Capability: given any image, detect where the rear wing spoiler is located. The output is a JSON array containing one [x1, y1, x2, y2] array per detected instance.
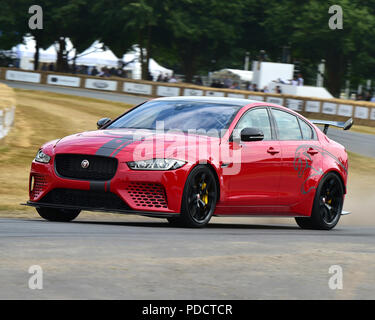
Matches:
[[311, 118, 354, 134]]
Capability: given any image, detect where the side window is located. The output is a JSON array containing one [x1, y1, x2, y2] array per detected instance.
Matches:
[[299, 118, 315, 140], [272, 109, 302, 140], [233, 108, 272, 140]]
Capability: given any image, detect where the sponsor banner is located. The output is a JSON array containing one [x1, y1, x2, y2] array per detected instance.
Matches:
[[86, 78, 117, 91], [6, 70, 41, 83], [305, 101, 320, 113], [184, 88, 203, 96], [266, 97, 283, 105], [227, 93, 245, 99], [338, 104, 353, 117], [322, 102, 337, 115], [47, 75, 80, 87], [286, 99, 303, 111], [156, 86, 180, 97], [124, 82, 152, 95], [248, 95, 264, 101], [205, 91, 225, 97], [354, 106, 369, 119], [371, 108, 375, 120]]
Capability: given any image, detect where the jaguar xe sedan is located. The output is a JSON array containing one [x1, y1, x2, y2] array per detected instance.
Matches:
[[26, 96, 352, 229]]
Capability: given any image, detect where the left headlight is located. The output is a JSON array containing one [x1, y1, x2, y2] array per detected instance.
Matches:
[[127, 159, 186, 170], [34, 149, 51, 164]]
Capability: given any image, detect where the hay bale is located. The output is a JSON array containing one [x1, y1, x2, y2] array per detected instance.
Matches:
[[0, 83, 16, 109]]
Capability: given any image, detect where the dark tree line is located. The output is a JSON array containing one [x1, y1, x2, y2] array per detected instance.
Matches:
[[1, 0, 375, 96]]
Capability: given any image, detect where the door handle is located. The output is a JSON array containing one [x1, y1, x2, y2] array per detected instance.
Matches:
[[267, 147, 280, 155], [307, 148, 319, 155]]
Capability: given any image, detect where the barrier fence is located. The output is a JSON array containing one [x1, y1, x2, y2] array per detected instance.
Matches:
[[0, 82, 16, 140], [1, 67, 375, 127]]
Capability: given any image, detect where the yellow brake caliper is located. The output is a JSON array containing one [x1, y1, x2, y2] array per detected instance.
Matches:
[[201, 182, 208, 205]]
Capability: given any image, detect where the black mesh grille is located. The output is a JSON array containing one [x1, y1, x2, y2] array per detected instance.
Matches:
[[55, 154, 117, 181], [41, 189, 130, 210]]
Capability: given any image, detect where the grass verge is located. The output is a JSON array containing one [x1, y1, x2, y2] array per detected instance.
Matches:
[[0, 88, 131, 216]]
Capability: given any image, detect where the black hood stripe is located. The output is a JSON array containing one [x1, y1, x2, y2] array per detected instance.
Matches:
[[95, 138, 133, 157], [90, 135, 145, 192]]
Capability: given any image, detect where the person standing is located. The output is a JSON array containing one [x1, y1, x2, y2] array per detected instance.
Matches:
[[297, 73, 304, 86]]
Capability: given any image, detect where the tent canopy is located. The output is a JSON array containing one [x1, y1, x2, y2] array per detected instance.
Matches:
[[212, 68, 253, 82], [123, 45, 173, 80], [12, 36, 75, 63], [75, 40, 119, 67]]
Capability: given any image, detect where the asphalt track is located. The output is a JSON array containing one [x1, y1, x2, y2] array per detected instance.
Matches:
[[2, 79, 375, 158], [0, 217, 374, 299]]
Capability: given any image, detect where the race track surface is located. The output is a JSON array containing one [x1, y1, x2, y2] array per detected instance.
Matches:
[[2, 80, 375, 158], [0, 217, 374, 299], [327, 129, 375, 158]]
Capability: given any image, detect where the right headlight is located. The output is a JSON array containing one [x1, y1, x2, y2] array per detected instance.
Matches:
[[127, 158, 186, 170], [34, 149, 51, 164]]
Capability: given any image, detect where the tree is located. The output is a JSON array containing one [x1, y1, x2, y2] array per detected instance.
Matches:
[[160, 0, 245, 82], [263, 0, 375, 96]]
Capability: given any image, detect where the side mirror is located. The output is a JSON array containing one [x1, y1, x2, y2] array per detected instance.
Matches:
[[97, 117, 111, 129], [240, 127, 264, 142], [343, 118, 353, 131]]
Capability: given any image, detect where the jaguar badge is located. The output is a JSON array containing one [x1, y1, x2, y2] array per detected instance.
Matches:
[[81, 159, 90, 169]]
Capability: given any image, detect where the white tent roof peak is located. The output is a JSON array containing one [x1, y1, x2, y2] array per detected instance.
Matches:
[[122, 44, 173, 80], [75, 40, 119, 67], [212, 68, 253, 82]]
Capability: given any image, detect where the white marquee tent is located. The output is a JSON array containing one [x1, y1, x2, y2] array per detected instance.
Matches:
[[12, 36, 75, 69], [11, 38, 173, 79], [123, 45, 173, 80], [211, 68, 253, 82], [75, 41, 119, 67]]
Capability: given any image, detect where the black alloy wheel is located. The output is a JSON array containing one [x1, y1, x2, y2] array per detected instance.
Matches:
[[295, 172, 344, 230], [168, 165, 218, 228]]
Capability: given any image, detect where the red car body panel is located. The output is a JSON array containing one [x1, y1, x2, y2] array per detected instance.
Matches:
[[28, 98, 348, 218]]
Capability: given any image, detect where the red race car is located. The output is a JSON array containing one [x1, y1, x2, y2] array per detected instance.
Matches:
[[26, 97, 353, 229]]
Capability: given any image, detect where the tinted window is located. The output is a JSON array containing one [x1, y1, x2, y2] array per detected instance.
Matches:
[[272, 109, 302, 140], [299, 118, 314, 140], [234, 108, 272, 140], [107, 101, 241, 134]]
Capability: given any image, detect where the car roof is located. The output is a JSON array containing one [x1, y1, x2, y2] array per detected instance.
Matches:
[[153, 96, 259, 107]]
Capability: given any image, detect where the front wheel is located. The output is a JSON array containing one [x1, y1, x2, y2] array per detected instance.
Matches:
[[170, 165, 218, 228], [36, 207, 81, 222], [295, 172, 344, 230]]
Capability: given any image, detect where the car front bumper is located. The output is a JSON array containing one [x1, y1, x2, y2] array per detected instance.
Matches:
[[28, 157, 192, 215]]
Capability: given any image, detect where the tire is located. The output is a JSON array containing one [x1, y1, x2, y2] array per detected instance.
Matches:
[[171, 165, 218, 228], [295, 172, 344, 230], [36, 207, 81, 222]]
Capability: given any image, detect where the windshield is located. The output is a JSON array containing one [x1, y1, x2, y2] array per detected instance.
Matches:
[[107, 100, 241, 134]]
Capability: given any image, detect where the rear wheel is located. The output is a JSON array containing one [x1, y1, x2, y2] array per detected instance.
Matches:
[[36, 207, 81, 222], [169, 165, 218, 228], [295, 172, 344, 230]]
